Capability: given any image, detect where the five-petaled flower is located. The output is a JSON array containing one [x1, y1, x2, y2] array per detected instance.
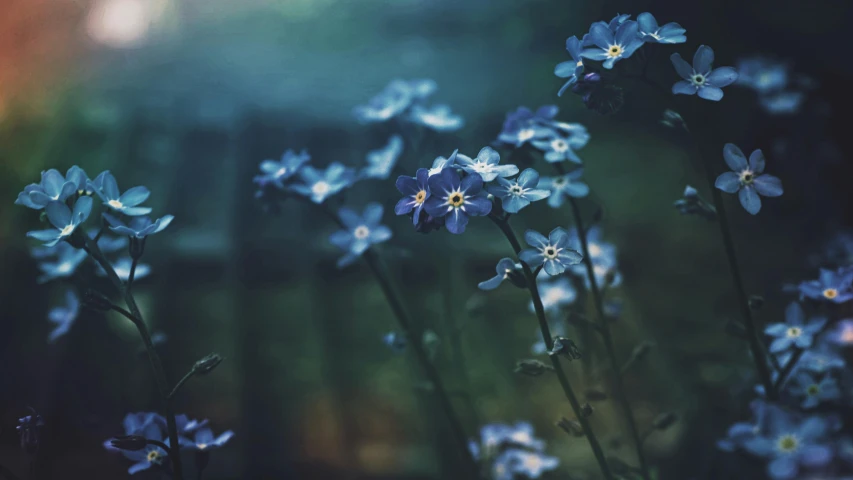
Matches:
[[408, 104, 464, 132], [423, 167, 492, 234], [104, 214, 175, 238], [15, 169, 78, 210], [555, 36, 585, 97], [539, 169, 590, 208], [290, 163, 356, 204], [519, 227, 583, 275], [788, 372, 841, 409], [32, 242, 88, 283], [764, 302, 827, 353], [48, 289, 80, 343], [478, 257, 524, 291], [90, 172, 153, 216], [184, 427, 234, 452], [362, 135, 403, 180], [671, 45, 738, 101], [352, 79, 436, 123], [581, 20, 644, 69], [637, 12, 686, 44], [329, 203, 393, 268], [496, 106, 558, 147], [395, 168, 431, 224], [254, 149, 310, 188], [27, 197, 93, 247], [456, 147, 519, 182], [531, 135, 586, 164], [486, 168, 551, 214], [714, 144, 783, 215], [798, 268, 853, 303]]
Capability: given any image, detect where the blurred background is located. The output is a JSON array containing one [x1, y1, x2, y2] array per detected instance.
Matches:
[[1, 0, 852, 478]]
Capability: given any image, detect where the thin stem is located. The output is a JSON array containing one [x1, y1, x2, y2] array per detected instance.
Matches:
[[362, 248, 480, 479], [169, 368, 198, 400], [128, 257, 140, 289], [81, 235, 185, 480], [686, 133, 777, 400], [489, 216, 614, 480], [566, 197, 651, 480]]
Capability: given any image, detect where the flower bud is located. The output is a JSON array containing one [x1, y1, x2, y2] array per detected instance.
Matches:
[[193, 354, 223, 375], [514, 359, 553, 377], [548, 337, 582, 360], [109, 435, 148, 451], [129, 237, 146, 260], [580, 403, 594, 417]]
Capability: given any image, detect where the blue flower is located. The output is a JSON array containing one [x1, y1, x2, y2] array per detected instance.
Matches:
[[519, 227, 583, 275], [353, 79, 436, 123], [89, 172, 152, 216], [428, 151, 457, 176], [637, 12, 686, 44], [97, 258, 151, 282], [329, 203, 392, 268], [290, 163, 356, 204], [714, 144, 783, 215], [47, 290, 80, 343], [743, 405, 833, 480], [503, 422, 546, 450], [506, 449, 559, 478], [478, 258, 522, 291], [764, 302, 826, 353], [798, 340, 846, 373], [717, 399, 766, 452], [798, 268, 853, 303], [15, 169, 77, 210], [496, 106, 559, 147], [186, 427, 233, 452], [65, 166, 91, 194], [555, 36, 585, 96], [362, 135, 403, 180], [33, 242, 88, 284], [530, 277, 577, 314], [456, 147, 518, 182], [395, 168, 430, 224], [531, 134, 587, 164], [91, 229, 129, 253], [103, 213, 174, 238], [254, 149, 310, 188], [735, 57, 790, 94], [567, 226, 622, 288], [828, 319, 853, 347], [104, 412, 166, 453], [27, 197, 93, 247], [408, 104, 464, 132], [788, 372, 841, 409], [759, 92, 805, 115], [383, 332, 407, 353], [670, 45, 738, 101], [486, 168, 550, 214], [175, 414, 209, 437], [123, 444, 169, 475], [423, 167, 492, 234], [539, 169, 590, 208], [581, 20, 644, 69]]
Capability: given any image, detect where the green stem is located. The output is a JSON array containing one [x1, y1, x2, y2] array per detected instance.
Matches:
[[566, 197, 651, 480], [490, 216, 614, 480], [81, 235, 185, 480], [362, 248, 480, 479], [169, 367, 198, 400]]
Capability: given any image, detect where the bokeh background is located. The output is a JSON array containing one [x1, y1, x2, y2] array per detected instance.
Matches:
[[2, 0, 852, 478]]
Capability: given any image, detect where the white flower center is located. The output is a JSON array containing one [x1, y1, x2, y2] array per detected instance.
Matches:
[[197, 443, 208, 450], [353, 225, 370, 240], [523, 454, 543, 471], [775, 434, 800, 454], [786, 327, 802, 338], [588, 243, 602, 257], [542, 245, 559, 260], [509, 185, 524, 196], [649, 31, 662, 40], [311, 181, 331, 196], [511, 431, 531, 444], [472, 163, 495, 173], [518, 128, 536, 142], [551, 139, 568, 152], [275, 167, 287, 177], [57, 262, 73, 274], [60, 224, 75, 236], [108, 199, 124, 209], [691, 73, 706, 86], [739, 169, 755, 185]]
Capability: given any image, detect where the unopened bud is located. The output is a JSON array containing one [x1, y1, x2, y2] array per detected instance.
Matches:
[[83, 290, 114, 312], [514, 359, 553, 377], [109, 435, 147, 451], [556, 417, 584, 437], [548, 337, 582, 360], [193, 354, 223, 375], [580, 403, 594, 417], [652, 412, 678, 430]]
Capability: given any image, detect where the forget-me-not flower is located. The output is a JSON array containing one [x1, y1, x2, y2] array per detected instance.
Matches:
[[184, 427, 234, 452], [486, 168, 550, 214], [671, 45, 738, 101], [424, 167, 492, 234], [519, 227, 583, 275], [637, 12, 686, 44], [47, 290, 80, 343], [104, 214, 174, 238], [329, 203, 392, 268], [799, 268, 853, 303], [764, 302, 826, 353], [788, 372, 841, 409], [456, 147, 518, 182], [33, 242, 88, 284], [717, 399, 766, 452], [714, 144, 783, 215], [97, 258, 152, 282], [798, 340, 846, 373], [362, 135, 403, 180], [539, 170, 590, 208], [581, 20, 644, 69], [65, 166, 91, 195], [254, 149, 310, 188], [506, 449, 560, 478], [478, 258, 523, 291], [828, 319, 853, 346], [90, 172, 152, 216], [15, 169, 77, 210], [530, 277, 577, 314], [27, 197, 93, 247], [408, 104, 464, 132], [496, 106, 559, 147], [531, 134, 586, 164], [428, 151, 457, 177], [123, 444, 169, 475], [290, 163, 356, 204], [735, 57, 790, 95], [395, 168, 431, 224], [567, 226, 622, 288], [555, 36, 585, 96], [353, 79, 436, 123], [743, 405, 833, 480]]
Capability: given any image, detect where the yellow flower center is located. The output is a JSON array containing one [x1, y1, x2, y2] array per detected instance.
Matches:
[[518, 128, 536, 142], [523, 454, 543, 471], [108, 199, 124, 209], [588, 243, 602, 257], [608, 45, 623, 57], [311, 181, 330, 196], [786, 327, 802, 338], [60, 225, 75, 236], [806, 384, 819, 396], [147, 450, 162, 463], [823, 288, 838, 299], [776, 434, 799, 453], [414, 190, 426, 204], [353, 225, 370, 240], [197, 443, 208, 450], [449, 193, 464, 207]]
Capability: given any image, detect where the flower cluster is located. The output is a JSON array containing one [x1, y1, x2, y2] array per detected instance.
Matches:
[[734, 56, 812, 115], [468, 422, 559, 480], [103, 412, 233, 475], [352, 79, 464, 132], [253, 149, 357, 207], [495, 105, 590, 164]]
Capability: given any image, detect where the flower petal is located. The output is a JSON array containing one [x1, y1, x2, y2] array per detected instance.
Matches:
[[524, 230, 548, 248], [118, 186, 151, 207], [738, 185, 762, 214], [697, 85, 724, 101], [46, 201, 72, 228], [672, 80, 698, 96], [753, 175, 783, 197], [723, 143, 748, 171], [362, 203, 384, 226], [748, 149, 766, 173], [715, 172, 741, 193], [517, 168, 539, 188], [478, 274, 505, 291], [707, 67, 738, 87], [693, 45, 714, 74], [444, 209, 469, 234], [670, 53, 694, 80]]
